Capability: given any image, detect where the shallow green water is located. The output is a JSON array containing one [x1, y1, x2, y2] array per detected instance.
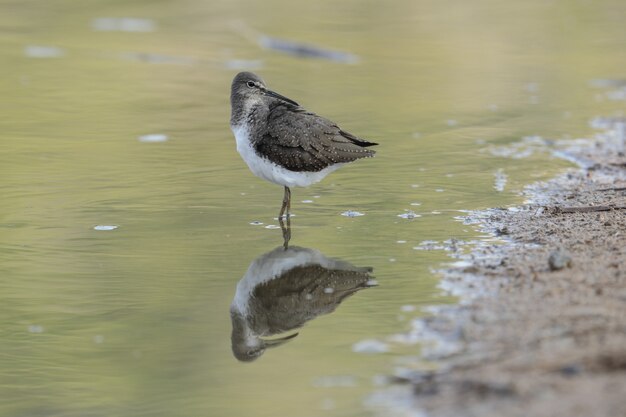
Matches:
[[1, 0, 625, 416]]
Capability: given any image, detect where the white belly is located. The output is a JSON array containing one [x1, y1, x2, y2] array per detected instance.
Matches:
[[231, 125, 343, 188]]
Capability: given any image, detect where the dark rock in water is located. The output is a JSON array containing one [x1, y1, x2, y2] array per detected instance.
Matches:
[[548, 249, 572, 271]]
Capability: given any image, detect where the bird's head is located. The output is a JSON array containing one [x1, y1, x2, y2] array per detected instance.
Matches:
[[230, 72, 299, 123]]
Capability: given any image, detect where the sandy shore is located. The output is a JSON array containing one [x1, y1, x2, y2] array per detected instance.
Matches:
[[383, 120, 626, 417]]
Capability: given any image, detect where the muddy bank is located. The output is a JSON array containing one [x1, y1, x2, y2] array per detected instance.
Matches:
[[381, 122, 626, 417]]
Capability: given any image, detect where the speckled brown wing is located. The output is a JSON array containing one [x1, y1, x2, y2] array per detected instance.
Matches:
[[253, 104, 378, 172]]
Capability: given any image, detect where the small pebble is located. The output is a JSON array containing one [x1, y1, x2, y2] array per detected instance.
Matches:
[[495, 226, 509, 236], [548, 250, 572, 271]]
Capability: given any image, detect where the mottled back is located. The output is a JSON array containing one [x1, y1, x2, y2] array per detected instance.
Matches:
[[252, 102, 377, 172]]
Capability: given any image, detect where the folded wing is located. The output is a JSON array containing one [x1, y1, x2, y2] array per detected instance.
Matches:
[[254, 104, 378, 172]]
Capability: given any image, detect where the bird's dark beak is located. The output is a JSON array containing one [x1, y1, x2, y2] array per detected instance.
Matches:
[[263, 332, 299, 348], [263, 89, 299, 106]]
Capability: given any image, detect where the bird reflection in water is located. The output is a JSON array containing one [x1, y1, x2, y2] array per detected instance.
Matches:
[[230, 245, 376, 362]]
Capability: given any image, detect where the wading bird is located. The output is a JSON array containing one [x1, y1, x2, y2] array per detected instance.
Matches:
[[229, 72, 378, 221]]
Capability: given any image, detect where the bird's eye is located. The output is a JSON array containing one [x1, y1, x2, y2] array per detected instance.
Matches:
[[246, 81, 255, 88]]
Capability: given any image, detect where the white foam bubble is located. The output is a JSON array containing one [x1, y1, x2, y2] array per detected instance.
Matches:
[[94, 225, 118, 231], [24, 45, 65, 58], [341, 210, 365, 217], [138, 133, 168, 143], [397, 211, 421, 219], [92, 17, 156, 32], [352, 339, 389, 354]]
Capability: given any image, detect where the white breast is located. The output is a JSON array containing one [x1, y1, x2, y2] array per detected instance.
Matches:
[[231, 124, 343, 188]]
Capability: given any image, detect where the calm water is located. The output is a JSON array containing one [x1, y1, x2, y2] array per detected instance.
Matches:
[[1, 0, 625, 416]]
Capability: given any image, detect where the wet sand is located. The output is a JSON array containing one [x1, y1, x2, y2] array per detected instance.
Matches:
[[397, 122, 626, 417]]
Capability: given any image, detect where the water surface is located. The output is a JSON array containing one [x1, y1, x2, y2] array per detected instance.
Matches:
[[1, 0, 625, 416]]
